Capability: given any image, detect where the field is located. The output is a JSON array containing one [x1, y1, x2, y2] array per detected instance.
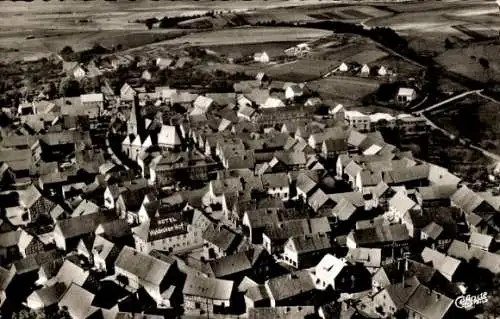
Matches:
[[152, 27, 332, 46], [428, 94, 500, 154], [435, 44, 500, 83], [307, 76, 381, 106]]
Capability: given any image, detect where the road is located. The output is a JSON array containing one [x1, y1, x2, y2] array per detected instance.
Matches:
[[414, 90, 483, 115]]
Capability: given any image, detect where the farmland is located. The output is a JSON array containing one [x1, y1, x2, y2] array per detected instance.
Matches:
[[307, 76, 381, 106], [150, 27, 333, 46]]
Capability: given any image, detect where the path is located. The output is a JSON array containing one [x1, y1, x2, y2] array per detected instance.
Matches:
[[414, 89, 483, 115]]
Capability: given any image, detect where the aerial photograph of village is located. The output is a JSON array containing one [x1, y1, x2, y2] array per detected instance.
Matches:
[[1, 0, 500, 318]]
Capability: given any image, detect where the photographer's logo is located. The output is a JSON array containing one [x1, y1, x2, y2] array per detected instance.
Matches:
[[455, 292, 489, 310]]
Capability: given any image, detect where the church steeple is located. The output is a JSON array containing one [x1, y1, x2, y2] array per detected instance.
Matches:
[[127, 99, 138, 136]]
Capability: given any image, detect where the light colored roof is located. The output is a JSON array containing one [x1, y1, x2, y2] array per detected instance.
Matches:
[[451, 186, 484, 214], [115, 246, 171, 285], [315, 254, 345, 278], [157, 125, 181, 146], [262, 97, 285, 108], [469, 232, 493, 249], [369, 113, 394, 122], [80, 93, 103, 103], [398, 88, 416, 96], [389, 191, 416, 214], [194, 95, 214, 111], [346, 247, 381, 268], [421, 222, 443, 240], [182, 274, 233, 300], [58, 284, 94, 319], [405, 284, 453, 319]]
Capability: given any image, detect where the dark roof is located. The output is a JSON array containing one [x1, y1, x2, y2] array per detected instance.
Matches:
[[56, 213, 113, 239], [351, 224, 410, 246], [265, 270, 315, 302], [209, 250, 252, 278], [202, 225, 240, 252]]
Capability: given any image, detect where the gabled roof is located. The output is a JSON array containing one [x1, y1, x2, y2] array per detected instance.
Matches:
[[308, 188, 332, 212], [50, 259, 88, 287], [202, 225, 240, 252], [182, 274, 233, 300], [405, 284, 453, 319], [265, 270, 315, 302], [115, 246, 171, 285], [28, 282, 67, 309], [346, 247, 381, 268], [389, 191, 417, 214], [209, 250, 252, 278], [287, 232, 331, 254], [157, 125, 181, 146], [262, 97, 285, 109], [421, 222, 443, 240], [384, 276, 420, 309], [56, 213, 112, 239], [58, 283, 95, 319], [451, 186, 484, 214]]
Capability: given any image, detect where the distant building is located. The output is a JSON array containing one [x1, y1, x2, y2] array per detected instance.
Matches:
[[397, 88, 417, 104], [253, 52, 270, 63]]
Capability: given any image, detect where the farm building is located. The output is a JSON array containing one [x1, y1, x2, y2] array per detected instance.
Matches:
[[360, 64, 370, 76], [338, 62, 349, 72], [254, 52, 270, 63], [378, 66, 388, 76], [397, 88, 417, 104]]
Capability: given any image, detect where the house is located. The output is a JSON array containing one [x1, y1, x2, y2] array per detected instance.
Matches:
[[421, 247, 461, 281], [346, 224, 411, 249], [5, 184, 56, 226], [53, 212, 112, 251], [80, 93, 104, 112], [192, 96, 214, 115], [115, 246, 174, 308], [248, 306, 315, 319], [330, 104, 345, 120], [295, 172, 319, 200], [149, 151, 217, 185], [447, 240, 500, 274], [285, 85, 303, 100], [468, 232, 493, 251], [132, 203, 203, 254], [346, 247, 382, 269], [372, 276, 420, 317], [416, 185, 456, 207], [202, 225, 241, 260], [262, 97, 285, 109], [262, 216, 331, 255], [360, 64, 370, 76], [261, 173, 290, 200], [63, 62, 86, 79], [254, 52, 270, 63], [378, 66, 388, 76], [58, 283, 95, 319], [27, 282, 67, 310], [141, 70, 152, 81], [237, 105, 256, 121], [283, 233, 332, 269], [397, 88, 417, 104], [344, 110, 371, 131], [322, 138, 348, 159], [120, 83, 137, 100], [265, 270, 316, 307], [156, 57, 173, 69], [0, 266, 14, 307], [338, 62, 349, 72], [387, 191, 420, 223], [313, 254, 346, 290], [91, 235, 120, 273], [182, 274, 233, 313], [157, 125, 181, 150], [0, 229, 41, 263], [244, 284, 270, 309], [405, 284, 454, 319]]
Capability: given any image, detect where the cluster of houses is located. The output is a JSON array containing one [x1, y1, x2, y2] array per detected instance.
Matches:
[[0, 54, 499, 319]]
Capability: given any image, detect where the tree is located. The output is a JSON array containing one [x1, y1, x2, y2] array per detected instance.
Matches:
[[60, 46, 74, 61], [444, 38, 453, 49], [479, 57, 490, 69], [59, 78, 80, 97]]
